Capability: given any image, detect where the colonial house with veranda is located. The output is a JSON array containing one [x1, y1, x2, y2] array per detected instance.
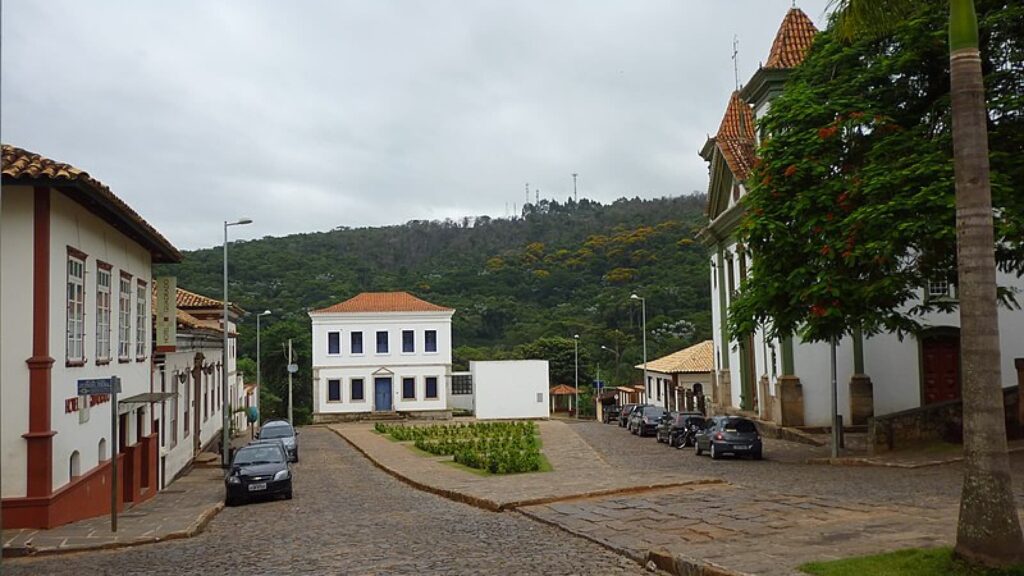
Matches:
[[1, 144, 182, 528], [636, 340, 713, 414], [698, 9, 1024, 443], [309, 292, 454, 421]]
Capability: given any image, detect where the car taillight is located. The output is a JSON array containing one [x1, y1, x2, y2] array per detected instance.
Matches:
[[715, 432, 723, 440]]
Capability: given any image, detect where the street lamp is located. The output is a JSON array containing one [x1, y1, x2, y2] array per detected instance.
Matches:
[[573, 334, 580, 419], [255, 309, 271, 438], [222, 217, 252, 467], [630, 294, 648, 405]]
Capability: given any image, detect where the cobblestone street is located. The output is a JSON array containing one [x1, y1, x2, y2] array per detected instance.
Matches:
[[3, 427, 649, 576]]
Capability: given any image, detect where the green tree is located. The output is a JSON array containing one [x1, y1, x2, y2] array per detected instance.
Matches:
[[733, 0, 1022, 565], [517, 337, 592, 387]]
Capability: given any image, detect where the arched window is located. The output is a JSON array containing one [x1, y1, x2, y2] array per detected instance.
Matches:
[[70, 450, 81, 479], [98, 438, 108, 461]]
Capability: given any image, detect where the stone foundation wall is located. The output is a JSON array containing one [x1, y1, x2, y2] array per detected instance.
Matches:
[[868, 386, 1020, 454]]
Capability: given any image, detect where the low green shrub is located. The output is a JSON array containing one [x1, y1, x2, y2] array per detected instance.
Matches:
[[378, 422, 541, 474]]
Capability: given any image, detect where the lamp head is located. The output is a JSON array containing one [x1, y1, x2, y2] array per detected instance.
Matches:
[[227, 218, 253, 226], [630, 293, 641, 300], [573, 334, 579, 339], [261, 309, 272, 316]]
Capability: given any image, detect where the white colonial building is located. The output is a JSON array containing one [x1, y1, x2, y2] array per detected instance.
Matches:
[[636, 340, 713, 414], [1, 144, 182, 528], [699, 9, 1024, 445], [309, 292, 454, 421]]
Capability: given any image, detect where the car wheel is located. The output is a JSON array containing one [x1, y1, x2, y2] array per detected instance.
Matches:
[[711, 443, 721, 460], [285, 490, 293, 500], [668, 436, 676, 448], [753, 449, 763, 460], [225, 495, 240, 507], [695, 441, 703, 456]]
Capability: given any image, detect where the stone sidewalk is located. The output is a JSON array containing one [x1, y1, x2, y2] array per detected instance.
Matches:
[[329, 420, 721, 511], [2, 465, 224, 557]]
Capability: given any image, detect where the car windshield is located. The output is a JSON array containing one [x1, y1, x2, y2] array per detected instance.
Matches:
[[234, 445, 284, 465], [724, 419, 757, 433], [683, 417, 707, 428], [643, 407, 664, 418], [261, 425, 294, 439]]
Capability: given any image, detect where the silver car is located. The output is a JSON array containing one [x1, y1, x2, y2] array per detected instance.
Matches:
[[258, 420, 299, 462]]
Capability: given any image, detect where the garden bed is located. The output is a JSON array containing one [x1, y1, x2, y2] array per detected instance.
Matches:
[[374, 422, 548, 475]]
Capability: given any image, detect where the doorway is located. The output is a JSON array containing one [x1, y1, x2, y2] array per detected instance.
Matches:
[[374, 377, 393, 412], [921, 331, 960, 405]]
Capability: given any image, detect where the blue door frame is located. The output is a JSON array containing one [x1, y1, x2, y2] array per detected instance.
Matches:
[[374, 377, 393, 411]]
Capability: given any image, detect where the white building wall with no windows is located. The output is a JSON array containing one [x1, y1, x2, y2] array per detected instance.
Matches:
[[471, 360, 550, 420]]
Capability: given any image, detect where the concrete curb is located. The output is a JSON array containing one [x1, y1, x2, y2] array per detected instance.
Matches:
[[1, 502, 224, 558], [330, 426, 724, 513]]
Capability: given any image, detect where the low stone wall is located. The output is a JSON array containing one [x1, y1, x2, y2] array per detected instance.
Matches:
[[868, 386, 1020, 454]]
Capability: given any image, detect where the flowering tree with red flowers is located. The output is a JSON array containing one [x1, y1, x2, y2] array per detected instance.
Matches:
[[728, 2, 1023, 345]]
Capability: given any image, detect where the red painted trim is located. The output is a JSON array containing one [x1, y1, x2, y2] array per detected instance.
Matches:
[[97, 259, 113, 271], [137, 278, 148, 287], [155, 345, 176, 353], [1, 454, 127, 529], [65, 359, 86, 368], [120, 270, 133, 280], [26, 186, 55, 498], [96, 358, 111, 366], [66, 245, 88, 260]]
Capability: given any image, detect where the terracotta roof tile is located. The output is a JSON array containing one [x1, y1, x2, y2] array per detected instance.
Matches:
[[714, 92, 757, 181], [311, 292, 453, 314], [636, 340, 714, 374], [549, 384, 579, 395], [764, 8, 818, 69], [2, 144, 182, 263]]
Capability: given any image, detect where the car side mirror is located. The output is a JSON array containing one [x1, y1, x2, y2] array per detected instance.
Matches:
[[254, 432, 260, 439], [295, 431, 300, 436]]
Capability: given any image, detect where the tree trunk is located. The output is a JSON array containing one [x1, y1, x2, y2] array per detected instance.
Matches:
[[950, 0, 1024, 566]]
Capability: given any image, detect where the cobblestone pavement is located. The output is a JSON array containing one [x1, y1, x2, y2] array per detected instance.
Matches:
[[4, 427, 651, 576], [520, 421, 1024, 575]]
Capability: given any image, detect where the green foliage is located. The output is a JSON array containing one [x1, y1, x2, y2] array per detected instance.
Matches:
[[375, 422, 542, 474], [236, 357, 256, 383], [158, 197, 713, 420], [730, 1, 1024, 343], [800, 546, 1024, 576]]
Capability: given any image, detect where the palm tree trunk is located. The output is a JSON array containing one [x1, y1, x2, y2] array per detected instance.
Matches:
[[949, 0, 1024, 565]]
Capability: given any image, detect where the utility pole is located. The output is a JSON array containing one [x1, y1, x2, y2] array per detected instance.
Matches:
[[287, 339, 294, 424], [572, 173, 578, 203]]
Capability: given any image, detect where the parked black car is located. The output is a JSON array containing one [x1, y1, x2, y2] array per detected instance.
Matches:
[[225, 442, 293, 506], [618, 404, 639, 427], [630, 405, 665, 437], [603, 404, 622, 424], [656, 412, 704, 447], [694, 416, 763, 460], [258, 419, 299, 462], [675, 414, 708, 448]]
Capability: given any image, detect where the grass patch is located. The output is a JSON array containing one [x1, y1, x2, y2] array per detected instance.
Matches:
[[800, 548, 1024, 576]]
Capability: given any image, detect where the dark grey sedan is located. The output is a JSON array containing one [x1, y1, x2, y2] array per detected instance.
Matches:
[[694, 416, 763, 460]]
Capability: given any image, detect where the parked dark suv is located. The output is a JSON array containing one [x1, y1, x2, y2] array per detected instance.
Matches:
[[694, 416, 762, 460], [603, 404, 622, 424]]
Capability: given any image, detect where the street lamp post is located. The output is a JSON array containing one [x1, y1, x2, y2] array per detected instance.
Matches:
[[573, 334, 580, 419], [256, 309, 271, 438], [630, 294, 648, 405], [222, 217, 252, 467]]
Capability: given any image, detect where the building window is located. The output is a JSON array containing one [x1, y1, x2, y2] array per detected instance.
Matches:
[[328, 379, 342, 402], [376, 331, 389, 354], [96, 264, 112, 362], [425, 377, 438, 399], [135, 281, 147, 359], [927, 279, 953, 299], [327, 331, 341, 355], [351, 378, 365, 401], [66, 253, 86, 364], [351, 331, 363, 354], [402, 377, 416, 400], [452, 374, 473, 395], [118, 273, 132, 360], [98, 438, 107, 462], [69, 450, 81, 480], [425, 330, 437, 353], [402, 330, 414, 353], [183, 373, 190, 437], [170, 375, 178, 448]]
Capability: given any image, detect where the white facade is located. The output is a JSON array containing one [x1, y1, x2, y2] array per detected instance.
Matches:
[[310, 296, 454, 420], [471, 360, 550, 420]]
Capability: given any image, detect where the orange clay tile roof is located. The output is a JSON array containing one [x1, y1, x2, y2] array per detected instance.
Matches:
[[714, 92, 757, 181], [636, 340, 714, 374], [549, 384, 579, 395], [176, 287, 222, 309], [311, 291, 454, 314], [2, 144, 182, 263], [764, 8, 818, 69]]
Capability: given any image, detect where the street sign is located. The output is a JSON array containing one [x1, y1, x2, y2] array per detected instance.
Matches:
[[593, 380, 605, 390], [77, 377, 121, 396], [287, 363, 298, 374]]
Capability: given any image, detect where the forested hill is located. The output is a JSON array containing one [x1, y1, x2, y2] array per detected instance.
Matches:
[[157, 195, 712, 420]]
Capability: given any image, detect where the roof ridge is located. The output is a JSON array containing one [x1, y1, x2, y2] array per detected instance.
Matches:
[[764, 7, 818, 70]]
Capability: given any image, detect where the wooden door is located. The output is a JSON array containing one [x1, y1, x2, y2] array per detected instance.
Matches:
[[374, 378, 393, 412], [922, 335, 960, 404]]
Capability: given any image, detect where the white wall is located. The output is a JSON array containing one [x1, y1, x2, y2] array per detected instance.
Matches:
[[471, 360, 550, 420], [1, 187, 34, 497], [315, 365, 448, 414], [793, 336, 856, 427]]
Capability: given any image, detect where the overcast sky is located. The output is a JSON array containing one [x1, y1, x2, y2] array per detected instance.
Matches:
[[2, 1, 831, 250]]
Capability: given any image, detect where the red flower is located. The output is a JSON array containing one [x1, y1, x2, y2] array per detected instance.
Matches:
[[820, 245, 832, 256], [842, 250, 853, 259], [825, 213, 834, 221], [818, 126, 838, 140], [784, 165, 798, 177], [837, 192, 849, 204], [811, 304, 828, 317], [849, 111, 864, 120], [813, 226, 823, 235]]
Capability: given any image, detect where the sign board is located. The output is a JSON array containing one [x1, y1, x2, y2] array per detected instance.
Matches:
[[287, 363, 299, 374], [593, 380, 606, 390], [155, 276, 177, 352], [77, 377, 121, 396]]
